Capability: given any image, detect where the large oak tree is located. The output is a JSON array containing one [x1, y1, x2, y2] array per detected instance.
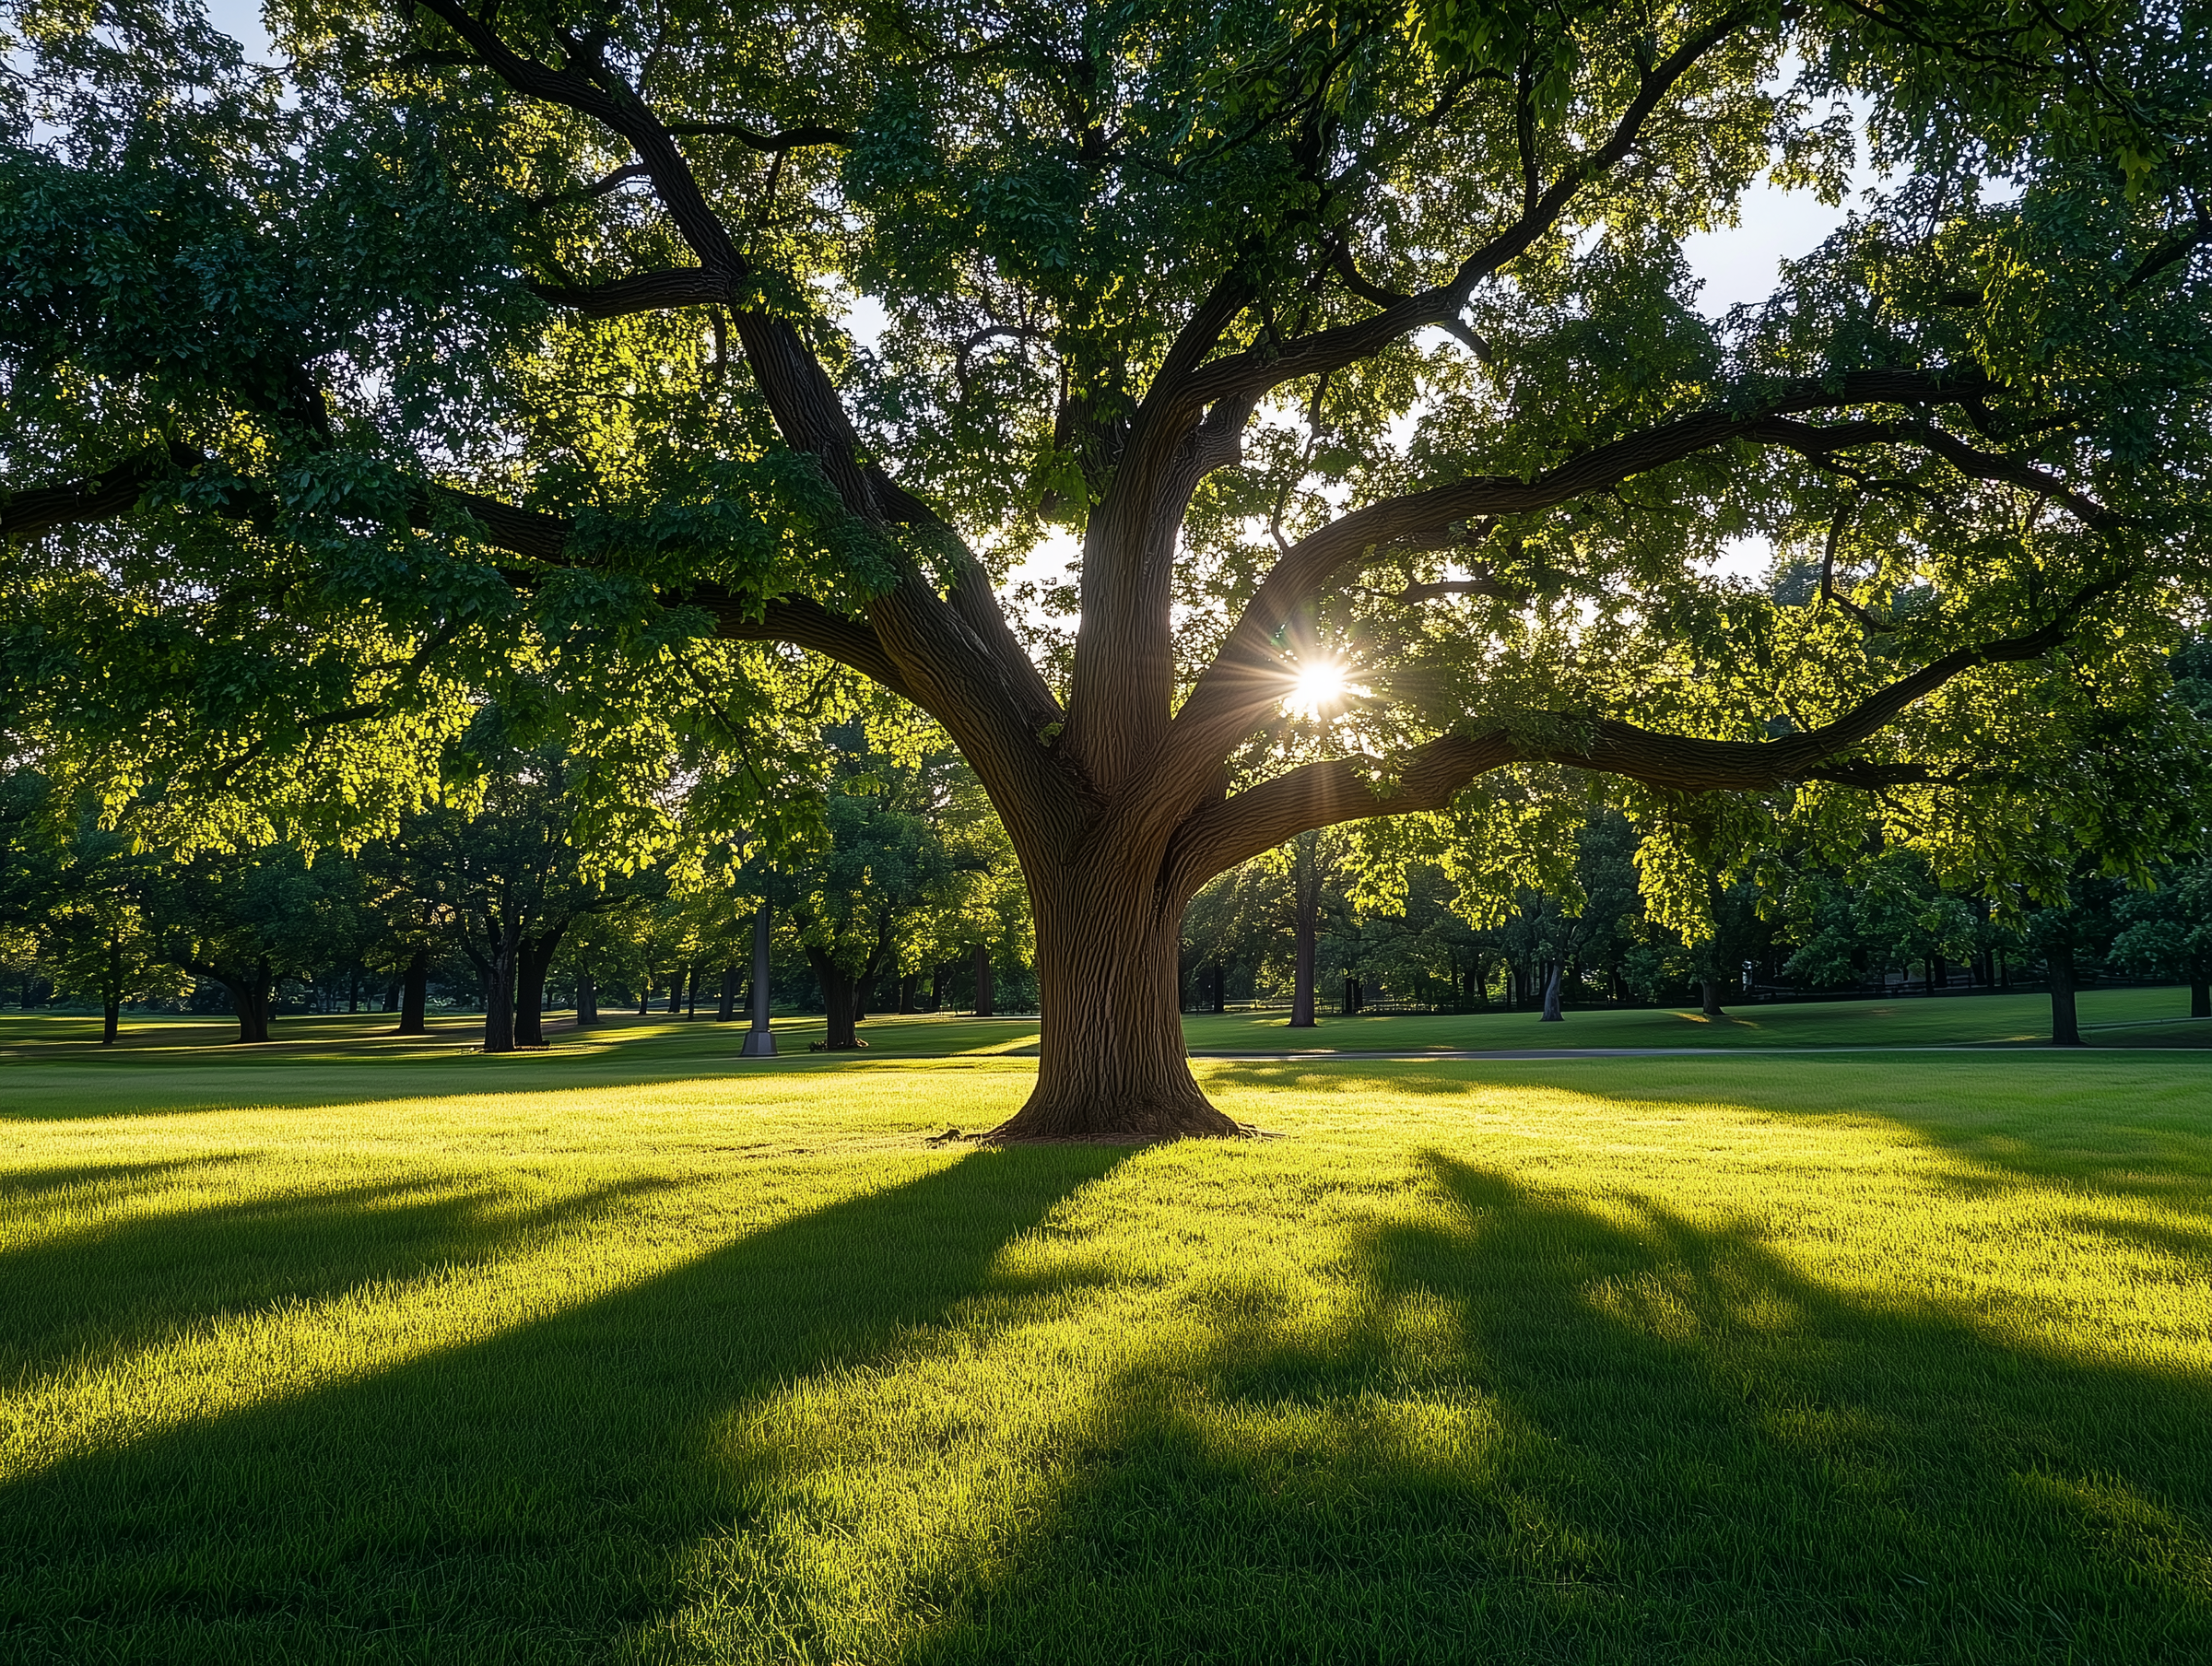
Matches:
[[1, 0, 2207, 1135]]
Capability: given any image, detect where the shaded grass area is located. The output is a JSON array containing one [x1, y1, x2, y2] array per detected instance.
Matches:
[[1181, 983, 2212, 1051], [4, 1040, 2210, 1661], [4, 985, 2205, 1098]]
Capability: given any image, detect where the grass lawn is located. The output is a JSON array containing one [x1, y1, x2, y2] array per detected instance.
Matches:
[[2, 981, 2207, 1079], [3, 1024, 2210, 1660]]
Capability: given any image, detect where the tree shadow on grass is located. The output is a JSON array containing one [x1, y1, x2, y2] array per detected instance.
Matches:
[[0, 1144, 1124, 1664], [1200, 1056, 2212, 1215], [2, 1164, 683, 1392], [0, 1027, 1040, 1122], [906, 1157, 2212, 1666]]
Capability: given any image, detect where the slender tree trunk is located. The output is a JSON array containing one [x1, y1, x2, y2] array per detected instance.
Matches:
[[1540, 962, 1564, 1022], [973, 943, 995, 1017], [718, 966, 737, 1019], [2049, 949, 2081, 1046], [666, 975, 681, 1015], [898, 971, 918, 1014], [382, 980, 399, 1014], [741, 899, 777, 1056], [102, 998, 119, 1044], [398, 950, 429, 1034], [347, 965, 359, 1013], [638, 978, 651, 1016], [1288, 832, 1322, 1028], [576, 967, 598, 1027], [986, 880, 1237, 1142], [1701, 977, 1724, 1017], [2192, 976, 2210, 1020], [928, 965, 944, 1011]]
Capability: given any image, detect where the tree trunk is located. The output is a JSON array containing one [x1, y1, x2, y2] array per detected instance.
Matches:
[[216, 963, 275, 1043], [2192, 976, 2210, 1019], [1540, 962, 1564, 1022], [666, 976, 681, 1015], [1288, 832, 1323, 1028], [102, 998, 119, 1045], [741, 899, 777, 1056], [928, 965, 944, 1011], [397, 950, 429, 1034], [972, 943, 995, 1017], [382, 980, 399, 1014], [1289, 907, 1318, 1027], [514, 924, 565, 1046], [638, 979, 651, 1016], [477, 923, 523, 1053], [347, 965, 359, 1013], [1701, 977, 1724, 1017], [898, 971, 918, 1014], [2049, 949, 2081, 1046], [576, 967, 598, 1027], [808, 951, 864, 1049], [718, 965, 737, 1020], [985, 880, 1237, 1142]]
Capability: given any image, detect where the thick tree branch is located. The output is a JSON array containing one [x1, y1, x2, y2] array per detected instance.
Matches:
[[0, 446, 201, 540], [1170, 5, 1763, 415], [1166, 367, 2019, 780], [1164, 578, 2119, 898], [528, 266, 738, 319]]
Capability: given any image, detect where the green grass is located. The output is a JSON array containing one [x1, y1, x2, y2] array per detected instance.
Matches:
[[3, 980, 2206, 1085], [3, 1024, 2210, 1660]]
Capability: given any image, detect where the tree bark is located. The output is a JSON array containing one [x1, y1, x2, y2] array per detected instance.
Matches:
[[1540, 962, 1564, 1022], [972, 943, 994, 1017], [469, 920, 524, 1053], [102, 998, 119, 1045], [2192, 976, 2210, 1020], [666, 975, 681, 1015], [1290, 909, 1318, 1027], [397, 950, 429, 1034], [986, 879, 1239, 1141], [514, 923, 565, 1046], [1701, 978, 1724, 1017], [199, 960, 275, 1043], [576, 967, 598, 1027], [807, 950, 864, 1049], [898, 971, 918, 1014], [2049, 949, 2082, 1046], [718, 965, 737, 1020]]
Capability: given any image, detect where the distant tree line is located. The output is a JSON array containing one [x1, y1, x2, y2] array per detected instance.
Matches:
[[1181, 816, 2212, 1048], [0, 713, 1030, 1050]]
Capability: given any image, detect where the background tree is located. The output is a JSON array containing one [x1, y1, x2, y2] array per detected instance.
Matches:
[[2112, 862, 2212, 1019], [35, 820, 184, 1041], [143, 845, 361, 1042], [4, 0, 2209, 1133]]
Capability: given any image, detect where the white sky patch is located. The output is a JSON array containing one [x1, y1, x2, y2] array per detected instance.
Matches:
[[1708, 534, 1775, 584], [844, 295, 890, 353], [205, 0, 276, 62]]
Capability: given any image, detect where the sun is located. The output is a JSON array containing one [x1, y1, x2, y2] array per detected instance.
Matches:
[[1285, 657, 1351, 719]]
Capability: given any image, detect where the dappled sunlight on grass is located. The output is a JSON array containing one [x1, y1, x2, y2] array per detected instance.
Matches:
[[4, 1042, 2210, 1660]]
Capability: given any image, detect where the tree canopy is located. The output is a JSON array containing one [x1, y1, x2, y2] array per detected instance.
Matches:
[[1, 0, 2207, 1134]]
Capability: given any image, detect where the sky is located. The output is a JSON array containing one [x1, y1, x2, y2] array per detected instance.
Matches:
[[200, 1, 1869, 588]]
